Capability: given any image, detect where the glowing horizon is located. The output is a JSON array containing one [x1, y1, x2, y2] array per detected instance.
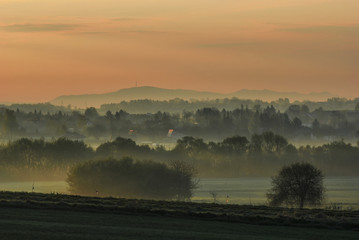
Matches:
[[1, 0, 358, 102]]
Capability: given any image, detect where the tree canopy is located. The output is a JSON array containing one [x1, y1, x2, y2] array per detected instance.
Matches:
[[267, 162, 325, 208]]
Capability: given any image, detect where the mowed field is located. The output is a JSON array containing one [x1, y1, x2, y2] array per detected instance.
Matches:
[[0, 192, 358, 240]]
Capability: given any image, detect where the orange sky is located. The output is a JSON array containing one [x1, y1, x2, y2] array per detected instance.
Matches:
[[1, 0, 359, 102]]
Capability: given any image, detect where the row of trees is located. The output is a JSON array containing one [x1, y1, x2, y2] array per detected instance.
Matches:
[[1, 104, 358, 141], [2, 97, 359, 115], [99, 97, 359, 114], [0, 133, 358, 180]]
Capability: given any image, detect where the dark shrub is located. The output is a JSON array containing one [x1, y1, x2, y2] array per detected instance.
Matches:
[[67, 157, 197, 200]]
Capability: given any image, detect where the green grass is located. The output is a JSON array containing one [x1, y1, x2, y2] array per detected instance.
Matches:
[[0, 191, 358, 239]]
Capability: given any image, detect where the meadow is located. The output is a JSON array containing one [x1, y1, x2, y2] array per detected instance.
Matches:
[[1, 177, 358, 206]]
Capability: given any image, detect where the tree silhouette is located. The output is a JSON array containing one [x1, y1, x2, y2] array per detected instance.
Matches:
[[221, 136, 249, 154], [267, 162, 325, 208], [67, 157, 197, 200]]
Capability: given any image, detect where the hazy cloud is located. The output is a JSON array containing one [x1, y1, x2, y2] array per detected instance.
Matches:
[[71, 31, 108, 35], [2, 24, 79, 32], [280, 24, 359, 35], [111, 18, 141, 22], [122, 30, 169, 34], [197, 42, 264, 49]]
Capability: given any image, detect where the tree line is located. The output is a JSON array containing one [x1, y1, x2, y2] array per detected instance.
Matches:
[[99, 97, 359, 114], [1, 104, 358, 142], [0, 133, 358, 181], [2, 97, 359, 115]]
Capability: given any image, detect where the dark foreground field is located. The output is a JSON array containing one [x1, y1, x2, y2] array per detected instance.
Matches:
[[0, 192, 358, 240]]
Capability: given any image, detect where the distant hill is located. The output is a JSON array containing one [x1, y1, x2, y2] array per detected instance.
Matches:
[[231, 89, 335, 103], [50, 86, 336, 108], [0, 102, 13, 106]]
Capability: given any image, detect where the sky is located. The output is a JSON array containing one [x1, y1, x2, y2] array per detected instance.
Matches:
[[1, 0, 359, 102]]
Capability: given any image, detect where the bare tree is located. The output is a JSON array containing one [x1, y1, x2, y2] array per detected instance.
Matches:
[[267, 162, 325, 208], [169, 159, 198, 201]]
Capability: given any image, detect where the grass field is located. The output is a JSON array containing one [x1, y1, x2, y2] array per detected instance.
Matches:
[[0, 191, 358, 239], [2, 177, 358, 206]]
